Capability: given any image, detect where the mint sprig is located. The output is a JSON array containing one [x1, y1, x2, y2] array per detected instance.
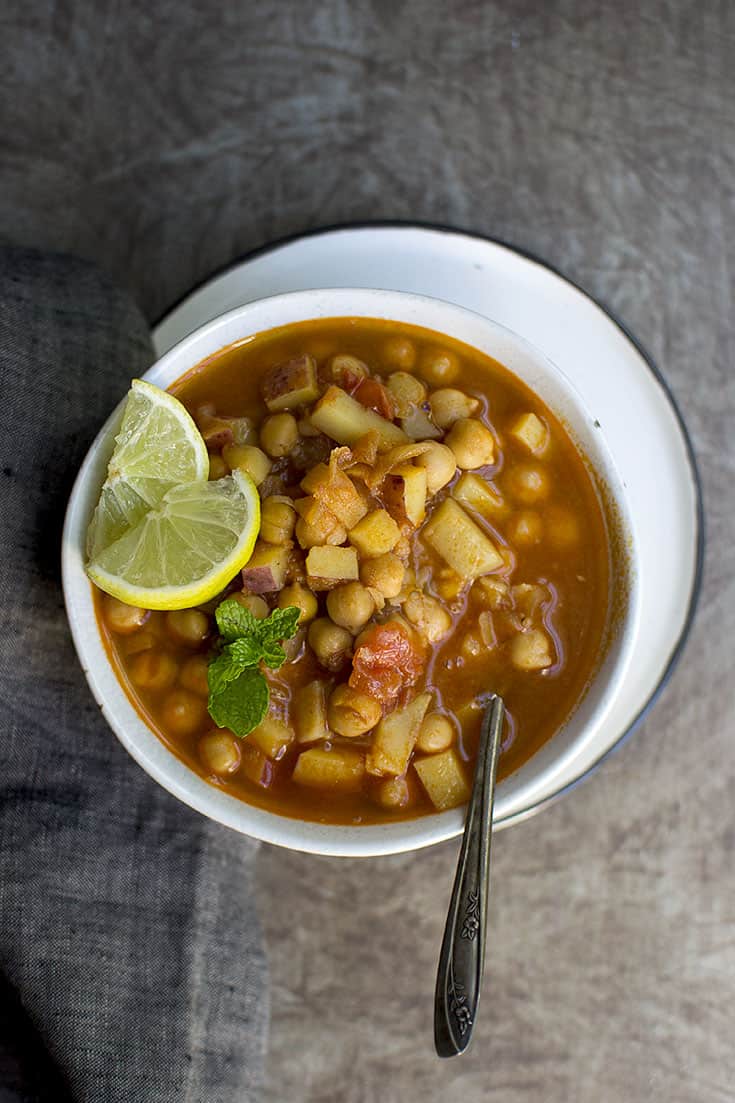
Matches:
[[207, 599, 301, 737]]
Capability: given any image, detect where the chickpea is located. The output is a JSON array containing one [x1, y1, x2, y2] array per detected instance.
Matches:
[[123, 629, 158, 657], [428, 388, 480, 430], [306, 338, 337, 362], [260, 412, 299, 458], [166, 609, 210, 647], [103, 595, 149, 635], [328, 354, 368, 384], [547, 506, 580, 548], [509, 629, 553, 671], [260, 496, 297, 545], [435, 570, 464, 602], [382, 336, 417, 371], [279, 582, 318, 624], [208, 454, 228, 480], [328, 684, 382, 738], [419, 347, 460, 386], [231, 592, 269, 618], [161, 689, 207, 737], [507, 510, 543, 545], [402, 590, 452, 643], [376, 776, 410, 809], [386, 371, 427, 416], [326, 582, 376, 635], [507, 463, 551, 504], [445, 418, 495, 470], [414, 442, 457, 495], [395, 566, 417, 605], [295, 514, 347, 550], [461, 631, 483, 659], [179, 654, 210, 696], [473, 576, 511, 611], [307, 617, 353, 672], [360, 553, 405, 600], [416, 713, 456, 754], [129, 650, 178, 692], [222, 443, 272, 486], [199, 730, 241, 775]]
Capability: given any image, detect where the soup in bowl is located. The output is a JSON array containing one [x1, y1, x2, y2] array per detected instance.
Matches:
[[62, 289, 638, 855]]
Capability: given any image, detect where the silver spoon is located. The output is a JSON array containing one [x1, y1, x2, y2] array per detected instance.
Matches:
[[434, 694, 505, 1057]]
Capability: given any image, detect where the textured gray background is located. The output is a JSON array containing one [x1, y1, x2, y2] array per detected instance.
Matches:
[[3, 1, 734, 1101]]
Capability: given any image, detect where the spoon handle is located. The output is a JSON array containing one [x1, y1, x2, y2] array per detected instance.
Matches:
[[434, 695, 505, 1058]]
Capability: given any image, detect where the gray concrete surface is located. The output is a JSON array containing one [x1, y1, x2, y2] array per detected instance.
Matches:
[[3, 2, 734, 1100]]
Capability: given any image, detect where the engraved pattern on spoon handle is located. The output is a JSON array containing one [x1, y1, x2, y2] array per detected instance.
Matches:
[[434, 695, 504, 1058]]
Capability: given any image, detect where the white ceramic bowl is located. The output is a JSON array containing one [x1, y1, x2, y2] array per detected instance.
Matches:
[[62, 288, 640, 856]]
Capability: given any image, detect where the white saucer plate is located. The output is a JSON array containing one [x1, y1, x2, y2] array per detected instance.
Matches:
[[153, 223, 703, 828]]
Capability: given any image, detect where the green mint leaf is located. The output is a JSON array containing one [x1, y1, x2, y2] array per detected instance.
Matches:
[[207, 649, 248, 698], [215, 598, 259, 643], [214, 599, 300, 651], [261, 641, 287, 670], [228, 636, 265, 668], [208, 666, 270, 737], [207, 636, 266, 702], [256, 606, 301, 647]]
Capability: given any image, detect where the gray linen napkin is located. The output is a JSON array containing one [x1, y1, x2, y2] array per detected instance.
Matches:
[[0, 246, 268, 1103]]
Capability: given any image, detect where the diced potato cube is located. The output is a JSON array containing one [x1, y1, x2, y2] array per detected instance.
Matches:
[[305, 545, 360, 590], [248, 716, 294, 759], [311, 386, 407, 449], [452, 472, 508, 519], [400, 406, 442, 441], [239, 744, 271, 787], [509, 628, 554, 670], [241, 542, 290, 593], [293, 681, 330, 744], [292, 746, 366, 791], [422, 499, 504, 579], [510, 411, 549, 454], [414, 748, 471, 810], [299, 462, 330, 494], [366, 693, 432, 777], [199, 414, 234, 451], [261, 355, 319, 412], [223, 444, 272, 486], [349, 509, 401, 558], [382, 465, 427, 527], [301, 463, 369, 530]]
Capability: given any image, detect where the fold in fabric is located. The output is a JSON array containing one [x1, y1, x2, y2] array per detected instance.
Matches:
[[0, 247, 268, 1103]]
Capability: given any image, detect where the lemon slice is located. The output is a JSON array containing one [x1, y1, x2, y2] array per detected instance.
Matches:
[[87, 469, 261, 610], [86, 379, 209, 559]]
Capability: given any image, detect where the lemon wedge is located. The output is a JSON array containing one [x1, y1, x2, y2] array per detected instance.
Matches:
[[87, 469, 261, 610], [86, 379, 209, 559]]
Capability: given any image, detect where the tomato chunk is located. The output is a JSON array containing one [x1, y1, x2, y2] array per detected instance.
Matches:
[[349, 620, 426, 709]]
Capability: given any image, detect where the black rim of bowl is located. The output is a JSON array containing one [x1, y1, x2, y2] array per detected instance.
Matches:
[[153, 219, 705, 830]]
